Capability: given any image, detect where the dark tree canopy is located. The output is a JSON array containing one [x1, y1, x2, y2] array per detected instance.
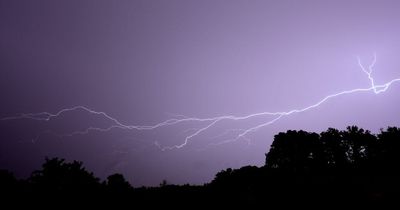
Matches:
[[210, 126, 400, 206], [265, 126, 399, 174], [1, 126, 400, 207], [106, 173, 132, 194], [29, 157, 101, 193], [265, 130, 322, 172]]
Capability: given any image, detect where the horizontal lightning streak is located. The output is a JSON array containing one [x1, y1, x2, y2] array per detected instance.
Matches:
[[1, 55, 399, 150]]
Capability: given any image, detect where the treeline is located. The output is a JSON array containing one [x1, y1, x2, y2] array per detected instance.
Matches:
[[211, 126, 400, 207], [1, 126, 400, 207]]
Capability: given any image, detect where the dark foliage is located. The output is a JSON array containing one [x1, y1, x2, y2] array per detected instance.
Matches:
[[29, 157, 101, 194], [210, 126, 400, 207], [1, 126, 400, 207]]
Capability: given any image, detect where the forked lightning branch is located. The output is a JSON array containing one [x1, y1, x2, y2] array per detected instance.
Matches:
[[2, 55, 399, 150]]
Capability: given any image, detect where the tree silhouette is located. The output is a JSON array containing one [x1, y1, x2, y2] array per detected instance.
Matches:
[[265, 126, 387, 173], [29, 157, 100, 194], [265, 130, 323, 172], [106, 173, 132, 194], [320, 128, 349, 170], [1, 126, 400, 207], [378, 127, 400, 174]]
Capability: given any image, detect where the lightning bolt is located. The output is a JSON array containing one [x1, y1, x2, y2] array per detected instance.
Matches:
[[1, 55, 399, 150]]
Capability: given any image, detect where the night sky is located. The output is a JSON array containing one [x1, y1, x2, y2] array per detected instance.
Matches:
[[1, 0, 400, 186]]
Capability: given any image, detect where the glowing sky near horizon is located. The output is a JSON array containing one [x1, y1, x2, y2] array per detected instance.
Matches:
[[1, 0, 400, 186]]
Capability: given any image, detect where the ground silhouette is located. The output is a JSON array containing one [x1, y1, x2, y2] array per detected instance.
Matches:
[[1, 126, 400, 207]]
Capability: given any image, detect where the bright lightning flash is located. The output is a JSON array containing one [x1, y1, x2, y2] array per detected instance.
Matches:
[[1, 55, 399, 150]]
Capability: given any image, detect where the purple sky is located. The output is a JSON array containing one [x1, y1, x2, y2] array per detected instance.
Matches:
[[1, 0, 400, 186]]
